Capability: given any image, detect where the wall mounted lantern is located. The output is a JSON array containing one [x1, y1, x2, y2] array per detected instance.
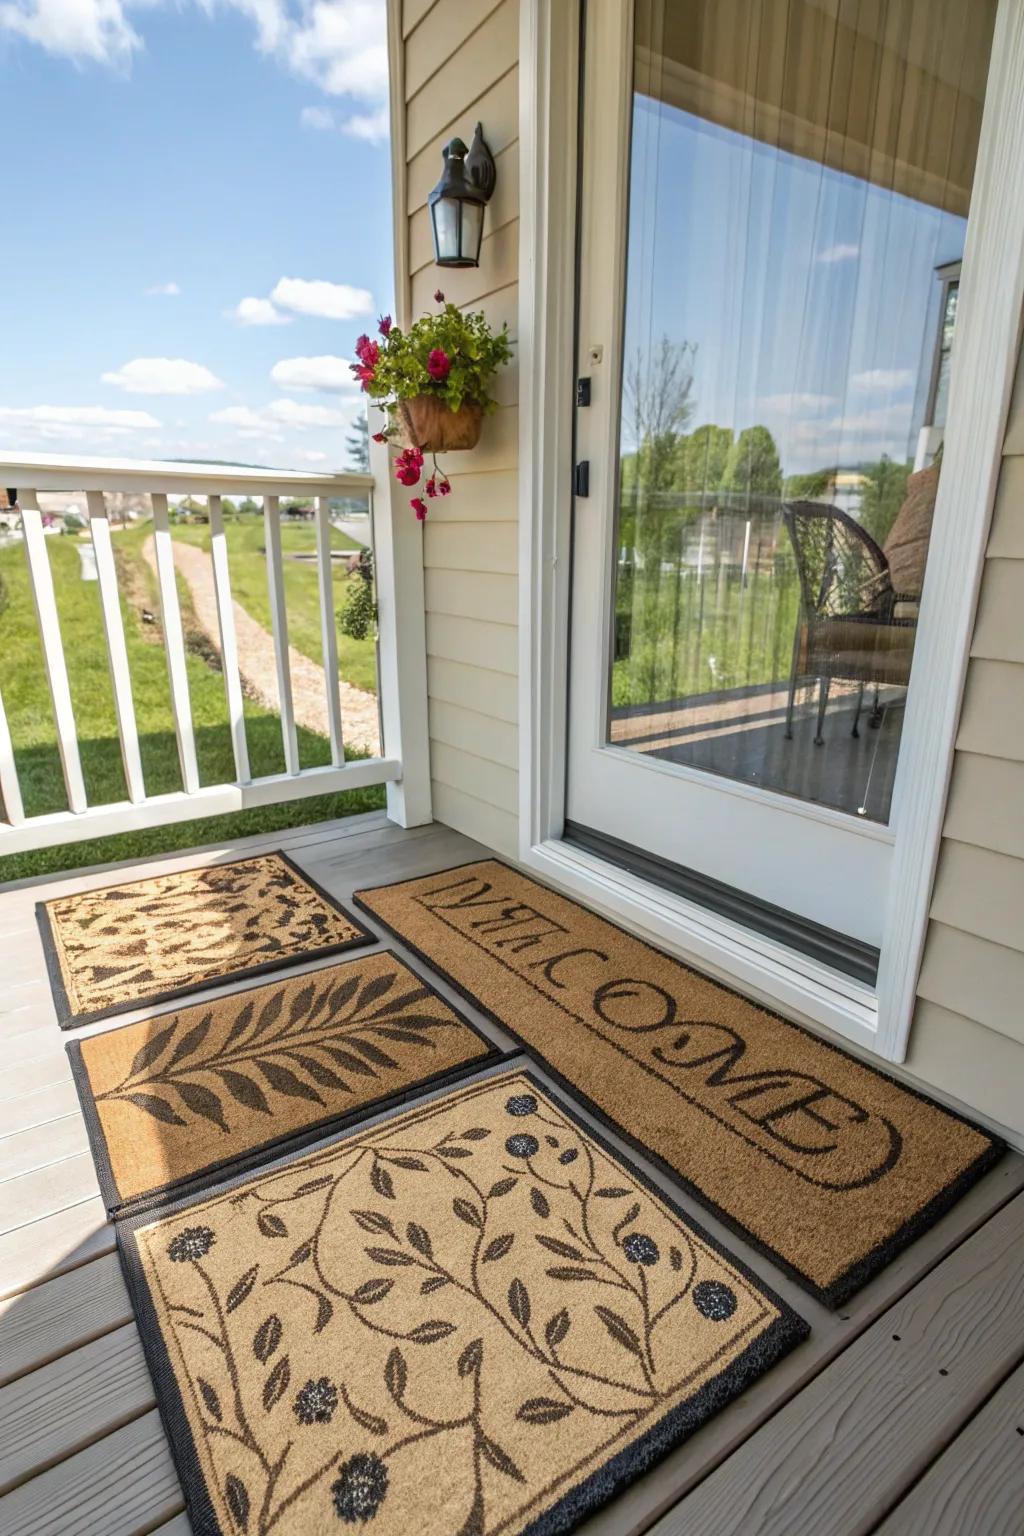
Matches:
[[428, 122, 496, 268]]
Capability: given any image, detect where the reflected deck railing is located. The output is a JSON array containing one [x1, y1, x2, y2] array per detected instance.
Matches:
[[0, 453, 402, 856]]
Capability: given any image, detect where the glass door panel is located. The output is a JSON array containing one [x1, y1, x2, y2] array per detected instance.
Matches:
[[608, 0, 997, 823]]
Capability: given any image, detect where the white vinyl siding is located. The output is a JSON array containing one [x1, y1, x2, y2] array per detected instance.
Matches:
[[906, 338, 1024, 1140], [398, 0, 520, 858]]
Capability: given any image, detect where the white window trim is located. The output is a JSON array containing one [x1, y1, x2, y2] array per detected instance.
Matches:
[[517, 0, 1024, 1060]]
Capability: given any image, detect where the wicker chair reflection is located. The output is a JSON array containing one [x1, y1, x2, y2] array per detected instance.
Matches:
[[782, 500, 917, 744]]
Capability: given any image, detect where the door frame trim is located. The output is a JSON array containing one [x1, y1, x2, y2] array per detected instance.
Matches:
[[517, 0, 1024, 1061]]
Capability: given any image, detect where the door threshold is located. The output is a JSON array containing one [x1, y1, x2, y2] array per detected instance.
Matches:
[[564, 820, 879, 985], [521, 835, 882, 1056]]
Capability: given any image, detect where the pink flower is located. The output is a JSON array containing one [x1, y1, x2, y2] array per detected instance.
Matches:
[[427, 348, 451, 382], [354, 334, 379, 366], [378, 314, 392, 336], [425, 476, 437, 498], [371, 431, 387, 444], [411, 497, 428, 521], [394, 445, 424, 487], [434, 289, 445, 303], [438, 476, 452, 497]]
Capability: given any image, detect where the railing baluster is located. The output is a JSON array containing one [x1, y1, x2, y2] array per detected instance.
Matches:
[[20, 490, 88, 813], [0, 685, 25, 826], [150, 492, 200, 794], [87, 491, 146, 804], [316, 495, 345, 766], [263, 495, 300, 775], [208, 494, 251, 785]]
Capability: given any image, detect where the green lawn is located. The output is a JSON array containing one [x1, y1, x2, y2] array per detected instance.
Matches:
[[168, 515, 377, 692], [0, 526, 384, 885]]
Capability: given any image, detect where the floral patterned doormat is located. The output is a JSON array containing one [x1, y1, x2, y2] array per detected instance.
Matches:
[[70, 951, 499, 1211], [38, 852, 373, 1028], [353, 861, 1003, 1307], [117, 1068, 807, 1536]]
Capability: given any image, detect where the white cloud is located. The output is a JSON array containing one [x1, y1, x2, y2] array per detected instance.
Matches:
[[102, 357, 225, 394], [851, 368, 916, 391], [0, 0, 141, 67], [210, 396, 354, 434], [0, 402, 161, 444], [146, 280, 181, 296], [270, 354, 357, 393], [296, 448, 329, 462], [816, 243, 860, 264], [301, 104, 333, 129], [232, 295, 292, 327], [759, 392, 836, 414], [342, 106, 388, 142], [270, 275, 374, 321], [2, 2, 390, 122], [281, 0, 387, 100]]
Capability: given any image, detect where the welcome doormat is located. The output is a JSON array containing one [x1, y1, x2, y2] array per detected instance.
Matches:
[[38, 851, 373, 1027], [118, 1068, 807, 1536], [353, 861, 1003, 1306], [69, 951, 498, 1210]]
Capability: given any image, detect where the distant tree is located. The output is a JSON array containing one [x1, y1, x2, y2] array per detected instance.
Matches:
[[720, 425, 783, 503], [784, 467, 834, 501], [237, 497, 259, 515], [680, 424, 733, 498], [346, 413, 370, 473], [857, 455, 911, 546]]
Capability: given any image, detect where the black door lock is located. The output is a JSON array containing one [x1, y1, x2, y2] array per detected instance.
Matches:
[[576, 377, 591, 407], [574, 461, 590, 497]]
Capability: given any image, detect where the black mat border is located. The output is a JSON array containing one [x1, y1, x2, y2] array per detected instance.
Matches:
[[37, 849, 377, 1029], [115, 1059, 810, 1536], [67, 946, 508, 1218], [352, 858, 1005, 1310]]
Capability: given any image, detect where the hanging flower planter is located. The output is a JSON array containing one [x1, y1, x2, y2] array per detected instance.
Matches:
[[352, 292, 512, 519], [397, 395, 483, 453]]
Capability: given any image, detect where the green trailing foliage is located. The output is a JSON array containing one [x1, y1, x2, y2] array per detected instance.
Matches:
[[362, 301, 512, 415], [338, 550, 377, 642]]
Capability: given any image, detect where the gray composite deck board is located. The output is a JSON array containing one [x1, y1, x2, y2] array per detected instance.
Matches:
[[0, 814, 1021, 1536], [0, 1250, 131, 1389], [648, 1191, 1024, 1536], [874, 1359, 1024, 1536]]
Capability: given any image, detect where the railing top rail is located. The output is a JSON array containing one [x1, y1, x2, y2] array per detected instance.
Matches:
[[0, 451, 374, 498]]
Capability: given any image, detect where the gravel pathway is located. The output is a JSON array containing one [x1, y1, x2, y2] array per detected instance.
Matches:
[[143, 536, 381, 755]]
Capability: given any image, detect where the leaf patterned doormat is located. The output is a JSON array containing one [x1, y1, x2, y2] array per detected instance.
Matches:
[[353, 861, 1003, 1307], [38, 852, 373, 1028], [117, 1068, 807, 1536], [69, 951, 499, 1210]]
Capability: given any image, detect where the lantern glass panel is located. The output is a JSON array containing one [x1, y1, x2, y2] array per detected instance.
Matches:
[[432, 197, 461, 263]]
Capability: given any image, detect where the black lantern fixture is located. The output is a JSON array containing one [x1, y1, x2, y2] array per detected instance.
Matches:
[[428, 122, 496, 269]]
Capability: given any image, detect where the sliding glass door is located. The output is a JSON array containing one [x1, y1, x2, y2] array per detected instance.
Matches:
[[567, 0, 998, 951]]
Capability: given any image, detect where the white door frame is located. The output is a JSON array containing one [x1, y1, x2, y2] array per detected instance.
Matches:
[[517, 0, 1024, 1061]]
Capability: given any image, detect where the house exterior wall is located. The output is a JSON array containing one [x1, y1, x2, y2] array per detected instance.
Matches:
[[396, 0, 520, 858], [390, 2, 1023, 1141], [904, 346, 1024, 1140]]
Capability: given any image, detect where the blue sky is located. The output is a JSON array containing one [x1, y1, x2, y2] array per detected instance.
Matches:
[[1, 0, 393, 469], [625, 97, 968, 476]]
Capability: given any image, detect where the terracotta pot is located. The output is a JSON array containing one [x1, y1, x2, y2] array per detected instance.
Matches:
[[397, 395, 483, 452]]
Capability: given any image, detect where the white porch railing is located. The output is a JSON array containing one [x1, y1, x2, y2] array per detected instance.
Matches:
[[0, 452, 418, 857]]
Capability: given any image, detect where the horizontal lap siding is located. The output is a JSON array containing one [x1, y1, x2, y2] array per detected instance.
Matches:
[[907, 340, 1024, 1141], [401, 0, 520, 859]]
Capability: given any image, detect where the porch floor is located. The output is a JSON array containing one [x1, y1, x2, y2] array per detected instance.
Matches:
[[1, 812, 1022, 1536]]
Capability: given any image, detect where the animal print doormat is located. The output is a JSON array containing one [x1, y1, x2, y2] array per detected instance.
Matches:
[[69, 952, 499, 1211], [353, 861, 1003, 1306], [117, 1068, 807, 1536], [38, 852, 373, 1027]]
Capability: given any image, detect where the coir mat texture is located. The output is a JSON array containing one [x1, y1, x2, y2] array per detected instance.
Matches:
[[69, 950, 500, 1211], [117, 1067, 808, 1536], [37, 851, 373, 1028], [353, 861, 1003, 1307]]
